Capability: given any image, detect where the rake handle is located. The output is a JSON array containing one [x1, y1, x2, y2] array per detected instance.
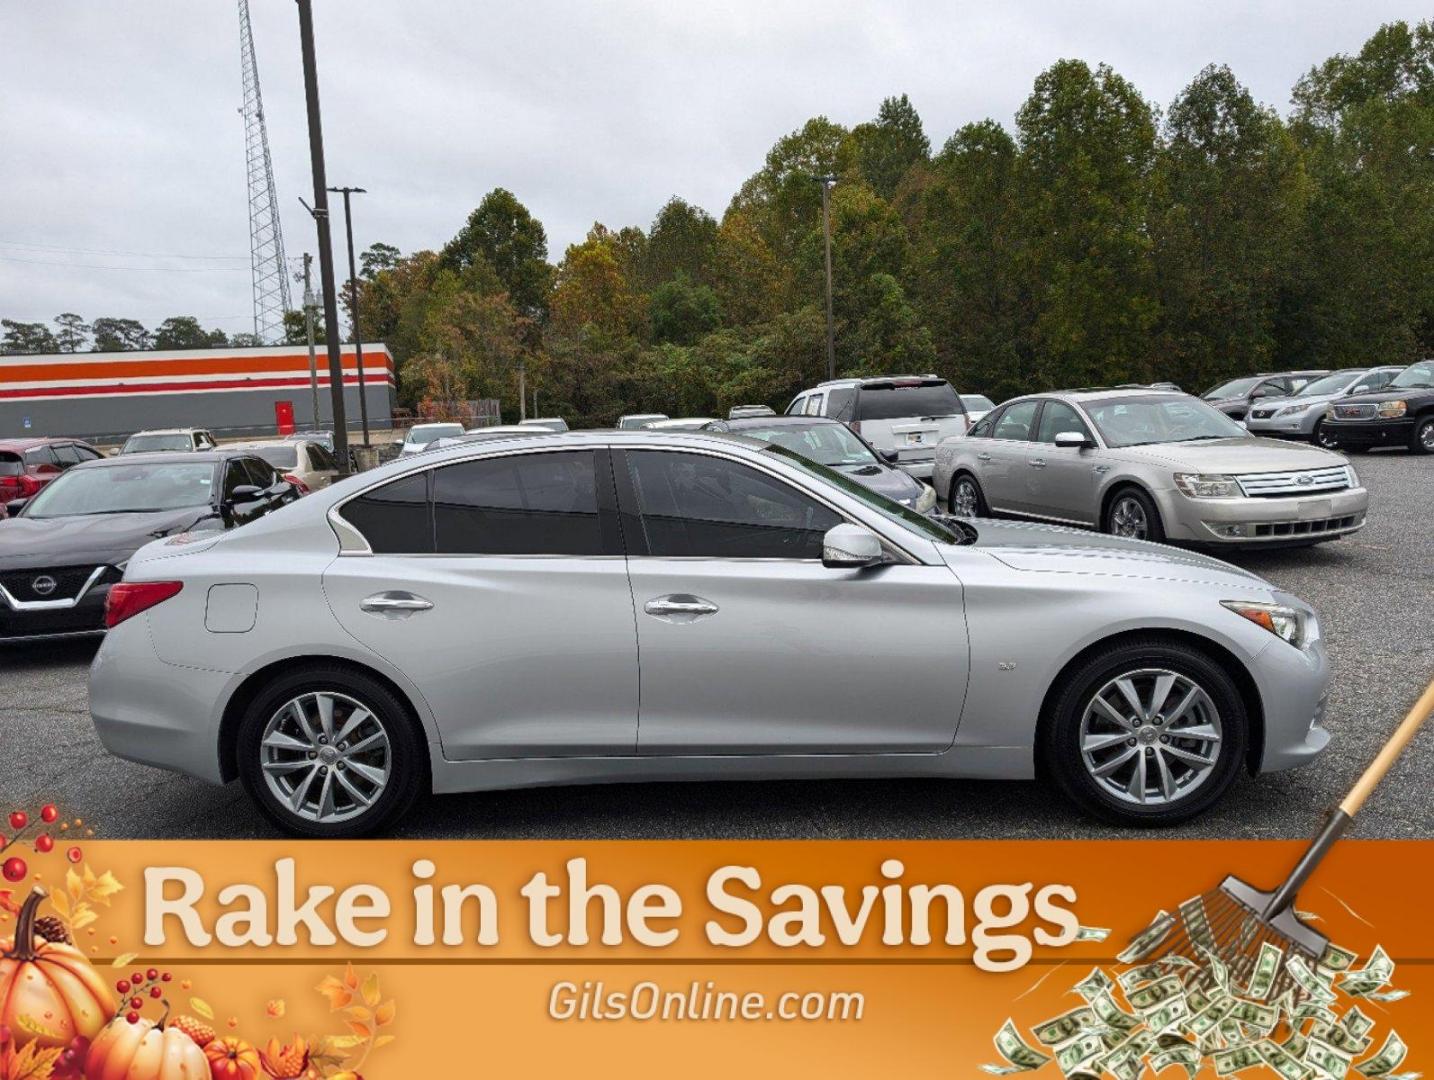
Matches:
[[1265, 675, 1434, 919]]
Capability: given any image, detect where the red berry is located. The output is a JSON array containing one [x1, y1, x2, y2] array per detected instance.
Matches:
[[35, 834, 54, 853], [161, 972, 172, 982], [66, 846, 82, 863], [131, 972, 143, 986], [40, 805, 59, 824], [129, 997, 143, 1010], [116, 980, 130, 994], [150, 986, 162, 999], [126, 1012, 139, 1025], [8, 811, 26, 831], [1, 856, 26, 882], [146, 968, 159, 981]]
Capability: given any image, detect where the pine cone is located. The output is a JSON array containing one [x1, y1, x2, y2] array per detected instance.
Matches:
[[33, 915, 70, 944]]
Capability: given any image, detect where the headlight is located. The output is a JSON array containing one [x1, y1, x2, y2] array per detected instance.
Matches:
[[1377, 400, 1407, 418], [1221, 600, 1309, 648], [914, 484, 937, 514], [1275, 403, 1312, 417], [1346, 463, 1359, 486], [1174, 473, 1240, 498]]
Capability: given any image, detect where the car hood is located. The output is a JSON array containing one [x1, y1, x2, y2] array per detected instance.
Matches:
[[1337, 387, 1434, 405], [0, 508, 217, 570], [950, 518, 1270, 590], [832, 462, 923, 501], [1250, 392, 1337, 412], [1106, 437, 1346, 473]]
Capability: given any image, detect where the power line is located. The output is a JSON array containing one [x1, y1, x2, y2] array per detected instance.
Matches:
[[0, 238, 252, 261]]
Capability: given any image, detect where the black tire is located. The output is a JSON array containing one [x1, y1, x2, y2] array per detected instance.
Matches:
[[1312, 420, 1339, 450], [1041, 638, 1248, 826], [948, 472, 989, 517], [1411, 415, 1434, 455], [1102, 486, 1165, 543], [237, 665, 426, 838]]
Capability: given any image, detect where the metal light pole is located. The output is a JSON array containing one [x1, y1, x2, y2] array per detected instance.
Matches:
[[302, 253, 320, 429], [518, 360, 527, 422], [328, 185, 369, 445], [294, 0, 349, 474], [812, 174, 838, 382]]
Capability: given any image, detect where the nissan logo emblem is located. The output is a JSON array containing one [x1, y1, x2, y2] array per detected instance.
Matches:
[[31, 574, 57, 597]]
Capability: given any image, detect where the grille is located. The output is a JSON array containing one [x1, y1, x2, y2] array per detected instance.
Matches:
[[1251, 514, 1361, 538], [0, 566, 101, 603], [1333, 403, 1377, 420], [1235, 465, 1352, 498], [1250, 408, 1275, 419]]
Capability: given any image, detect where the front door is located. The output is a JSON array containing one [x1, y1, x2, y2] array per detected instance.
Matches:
[[614, 448, 968, 755], [322, 448, 640, 759], [1030, 400, 1101, 525]]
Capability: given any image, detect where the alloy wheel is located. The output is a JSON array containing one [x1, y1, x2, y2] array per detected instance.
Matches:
[[1420, 419, 1434, 452], [259, 691, 391, 824], [952, 478, 980, 517], [1078, 668, 1223, 807], [1109, 496, 1149, 539], [1314, 423, 1338, 450]]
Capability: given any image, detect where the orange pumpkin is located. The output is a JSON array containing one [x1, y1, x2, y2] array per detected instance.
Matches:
[[85, 1014, 208, 1080], [0, 888, 115, 1050], [204, 1036, 261, 1080]]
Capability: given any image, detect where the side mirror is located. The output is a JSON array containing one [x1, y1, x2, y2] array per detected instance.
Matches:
[[106, 447, 121, 457], [1054, 431, 1092, 450], [1351, 385, 1370, 394], [5, 498, 28, 517], [226, 484, 264, 505], [822, 523, 884, 569], [878, 448, 900, 465]]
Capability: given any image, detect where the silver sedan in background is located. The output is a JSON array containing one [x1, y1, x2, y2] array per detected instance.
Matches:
[[90, 430, 1330, 836], [935, 389, 1368, 548]]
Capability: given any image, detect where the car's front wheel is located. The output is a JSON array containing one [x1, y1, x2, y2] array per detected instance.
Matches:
[[237, 666, 426, 838], [1411, 415, 1434, 455], [1042, 639, 1247, 826], [1312, 420, 1339, 450], [1102, 488, 1165, 542]]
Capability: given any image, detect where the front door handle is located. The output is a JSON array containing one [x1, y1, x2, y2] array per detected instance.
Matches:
[[361, 591, 434, 617], [977, 452, 992, 462], [1029, 458, 1047, 468], [644, 594, 719, 620]]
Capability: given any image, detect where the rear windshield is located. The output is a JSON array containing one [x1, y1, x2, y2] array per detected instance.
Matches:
[[0, 453, 21, 477], [1203, 376, 1261, 399], [123, 433, 192, 453], [855, 381, 962, 421], [406, 425, 464, 445], [249, 445, 299, 469]]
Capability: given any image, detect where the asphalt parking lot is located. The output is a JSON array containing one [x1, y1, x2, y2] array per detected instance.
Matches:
[[1, 450, 1430, 840]]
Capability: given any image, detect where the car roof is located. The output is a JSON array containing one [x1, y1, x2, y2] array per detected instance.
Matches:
[[0, 436, 88, 450], [813, 374, 944, 388], [1041, 388, 1189, 404], [717, 415, 845, 430], [73, 449, 254, 469], [126, 427, 207, 436]]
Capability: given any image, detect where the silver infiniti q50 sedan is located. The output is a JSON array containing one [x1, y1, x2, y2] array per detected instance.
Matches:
[[89, 430, 1331, 836], [933, 389, 1369, 548]]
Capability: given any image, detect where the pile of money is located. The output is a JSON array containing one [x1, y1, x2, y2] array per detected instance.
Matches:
[[982, 904, 1415, 1080]]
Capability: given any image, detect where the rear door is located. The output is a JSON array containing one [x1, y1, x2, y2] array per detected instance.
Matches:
[[853, 380, 966, 473], [322, 448, 640, 759], [981, 400, 1041, 514], [615, 446, 967, 755]]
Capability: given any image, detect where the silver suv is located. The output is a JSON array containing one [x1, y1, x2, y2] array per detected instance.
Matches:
[[1245, 367, 1403, 448], [934, 389, 1369, 548], [786, 376, 968, 480]]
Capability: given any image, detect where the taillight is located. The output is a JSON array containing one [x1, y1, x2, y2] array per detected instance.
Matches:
[[105, 581, 183, 628], [16, 474, 42, 497], [283, 473, 310, 494]]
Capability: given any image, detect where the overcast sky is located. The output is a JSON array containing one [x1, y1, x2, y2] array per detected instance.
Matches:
[[2, 1, 1427, 337]]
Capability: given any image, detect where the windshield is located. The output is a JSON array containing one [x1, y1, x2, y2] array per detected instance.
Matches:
[[248, 445, 299, 469], [1390, 361, 1434, 389], [1296, 370, 1366, 396], [961, 395, 995, 412], [406, 425, 464, 446], [1084, 395, 1247, 448], [855, 381, 962, 421], [761, 443, 962, 545], [122, 433, 191, 453], [1203, 376, 1261, 400], [23, 462, 216, 518], [737, 423, 879, 467]]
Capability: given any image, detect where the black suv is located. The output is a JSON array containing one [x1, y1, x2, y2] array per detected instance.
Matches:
[[1321, 359, 1434, 454]]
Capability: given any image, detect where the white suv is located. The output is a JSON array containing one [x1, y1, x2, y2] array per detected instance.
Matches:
[[786, 376, 968, 479]]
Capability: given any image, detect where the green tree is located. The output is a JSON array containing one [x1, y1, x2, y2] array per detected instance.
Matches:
[[849, 94, 931, 199], [52, 313, 90, 352], [643, 197, 719, 287], [728, 116, 853, 267], [360, 241, 402, 279], [650, 272, 721, 345], [91, 317, 152, 352], [441, 188, 553, 320], [154, 316, 227, 350], [0, 320, 57, 354]]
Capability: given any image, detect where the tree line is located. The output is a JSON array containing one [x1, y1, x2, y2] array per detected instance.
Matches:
[[8, 22, 1433, 428]]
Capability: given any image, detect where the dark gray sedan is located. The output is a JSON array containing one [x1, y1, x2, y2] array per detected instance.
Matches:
[[703, 415, 937, 513]]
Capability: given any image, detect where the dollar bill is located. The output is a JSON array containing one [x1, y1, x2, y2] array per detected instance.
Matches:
[[1090, 991, 1141, 1034], [1075, 925, 1112, 942], [1186, 985, 1212, 1014], [1152, 1044, 1201, 1079], [1355, 1032, 1408, 1078], [986, 1019, 1053, 1074], [1200, 945, 1233, 993], [1258, 1039, 1313, 1080], [1033, 1007, 1099, 1047], [1146, 996, 1191, 1034], [1188, 997, 1237, 1039], [1214, 1044, 1264, 1076], [1307, 1037, 1354, 1079], [1118, 911, 1176, 964], [1073, 968, 1114, 1002], [1319, 943, 1358, 973], [1284, 1031, 1310, 1060], [1363, 989, 1409, 1003], [1179, 895, 1217, 952], [1120, 963, 1172, 992], [1246, 941, 1284, 1001], [1340, 946, 1394, 998], [1312, 1021, 1373, 1057], [1342, 1008, 1375, 1040], [1288, 955, 1339, 1005], [1228, 998, 1279, 1033], [1056, 1033, 1106, 1075], [1128, 974, 1185, 1014]]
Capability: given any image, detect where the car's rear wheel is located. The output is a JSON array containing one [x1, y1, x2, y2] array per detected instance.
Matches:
[[1103, 488, 1164, 543], [237, 666, 425, 838], [1411, 415, 1434, 455], [1312, 420, 1339, 450], [1042, 640, 1247, 826], [949, 473, 988, 518]]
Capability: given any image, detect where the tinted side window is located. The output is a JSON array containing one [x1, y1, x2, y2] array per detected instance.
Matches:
[[785, 396, 806, 416], [969, 410, 999, 439], [308, 444, 337, 470], [826, 387, 856, 420], [993, 401, 1039, 440], [243, 458, 277, 487], [434, 451, 607, 556], [73, 445, 102, 461], [854, 382, 962, 421], [626, 450, 840, 559], [342, 472, 432, 553], [1364, 371, 1395, 390], [222, 462, 250, 498], [52, 444, 81, 467], [1036, 401, 1093, 444], [24, 446, 58, 467]]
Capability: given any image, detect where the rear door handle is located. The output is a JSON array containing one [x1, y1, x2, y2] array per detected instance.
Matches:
[[361, 591, 434, 616], [977, 452, 992, 462], [644, 594, 719, 620], [1029, 458, 1046, 468]]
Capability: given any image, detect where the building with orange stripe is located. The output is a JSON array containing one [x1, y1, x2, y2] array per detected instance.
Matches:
[[0, 343, 395, 442]]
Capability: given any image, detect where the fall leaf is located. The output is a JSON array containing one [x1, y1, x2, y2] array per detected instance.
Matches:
[[266, 999, 286, 1019], [373, 1000, 395, 1027], [344, 1020, 372, 1040], [189, 997, 215, 1020], [342, 963, 359, 990], [1, 1041, 64, 1080], [110, 952, 137, 968], [373, 1034, 396, 1049], [360, 972, 381, 1008], [315, 975, 353, 1011], [0, 890, 19, 917]]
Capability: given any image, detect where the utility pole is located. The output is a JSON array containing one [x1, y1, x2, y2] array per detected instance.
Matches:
[[294, 0, 349, 474], [328, 185, 369, 445], [812, 174, 838, 382], [302, 253, 320, 429], [518, 360, 527, 422]]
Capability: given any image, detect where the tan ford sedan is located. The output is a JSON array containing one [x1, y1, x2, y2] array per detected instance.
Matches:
[[934, 389, 1369, 548]]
